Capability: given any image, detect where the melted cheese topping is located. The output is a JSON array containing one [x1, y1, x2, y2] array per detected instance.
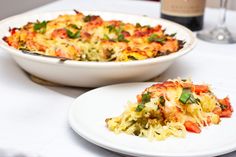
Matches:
[[3, 11, 184, 62]]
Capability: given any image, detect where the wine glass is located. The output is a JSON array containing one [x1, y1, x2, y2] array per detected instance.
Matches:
[[197, 0, 236, 44]]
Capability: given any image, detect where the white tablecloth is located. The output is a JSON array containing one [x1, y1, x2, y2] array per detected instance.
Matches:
[[0, 0, 236, 156]]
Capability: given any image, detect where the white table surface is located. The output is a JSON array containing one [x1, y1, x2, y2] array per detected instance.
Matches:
[[0, 0, 236, 157]]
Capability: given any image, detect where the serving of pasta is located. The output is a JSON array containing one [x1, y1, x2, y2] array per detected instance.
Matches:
[[106, 79, 233, 140]]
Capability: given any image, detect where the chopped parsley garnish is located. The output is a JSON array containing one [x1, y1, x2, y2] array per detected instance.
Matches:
[[220, 104, 227, 110], [103, 34, 128, 42], [106, 25, 128, 42], [169, 33, 177, 37], [195, 98, 201, 105], [135, 23, 142, 28], [143, 25, 151, 28], [127, 55, 137, 60], [179, 88, 197, 104], [135, 23, 150, 28], [136, 104, 145, 112], [135, 92, 151, 112], [19, 47, 30, 51], [33, 21, 47, 33], [148, 34, 166, 43], [107, 25, 122, 34], [103, 34, 110, 40], [179, 88, 191, 104], [159, 96, 165, 106], [69, 24, 80, 30], [141, 92, 151, 104], [66, 29, 80, 39], [107, 25, 116, 33], [189, 95, 198, 103], [117, 34, 129, 42], [116, 27, 123, 34], [83, 15, 92, 22]]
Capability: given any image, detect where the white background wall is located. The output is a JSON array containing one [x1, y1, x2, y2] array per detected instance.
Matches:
[[0, 0, 235, 20], [0, 0, 56, 19]]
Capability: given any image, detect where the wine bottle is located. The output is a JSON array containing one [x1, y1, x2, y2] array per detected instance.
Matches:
[[160, 0, 206, 31]]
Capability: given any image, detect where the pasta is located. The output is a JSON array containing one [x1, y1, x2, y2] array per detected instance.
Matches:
[[106, 79, 233, 140]]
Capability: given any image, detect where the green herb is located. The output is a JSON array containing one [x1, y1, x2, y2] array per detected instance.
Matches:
[[141, 92, 151, 104], [135, 23, 150, 28], [135, 92, 151, 112], [179, 88, 192, 104], [19, 47, 30, 51], [117, 34, 129, 42], [116, 27, 123, 34], [127, 55, 137, 60], [69, 24, 80, 30], [135, 23, 142, 28], [195, 98, 201, 105], [107, 25, 116, 33], [33, 21, 47, 33], [83, 15, 92, 22], [103, 34, 110, 40], [220, 104, 227, 110], [179, 92, 191, 104], [179, 88, 198, 104], [133, 130, 140, 136], [18, 40, 26, 47], [106, 25, 128, 42], [189, 95, 197, 103], [143, 25, 151, 28], [169, 33, 177, 37], [66, 29, 80, 39], [136, 104, 145, 112], [107, 25, 123, 35], [159, 96, 165, 106], [155, 131, 160, 135], [196, 98, 201, 102], [148, 34, 166, 43]]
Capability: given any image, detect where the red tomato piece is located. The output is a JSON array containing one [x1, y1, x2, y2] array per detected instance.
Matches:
[[184, 121, 201, 133], [192, 85, 209, 94]]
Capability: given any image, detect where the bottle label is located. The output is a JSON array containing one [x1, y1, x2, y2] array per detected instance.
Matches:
[[161, 0, 206, 17]]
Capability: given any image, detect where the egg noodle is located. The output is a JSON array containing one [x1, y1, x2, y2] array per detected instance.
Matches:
[[106, 78, 233, 140]]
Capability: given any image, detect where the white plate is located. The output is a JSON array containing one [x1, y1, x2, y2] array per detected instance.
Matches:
[[0, 11, 196, 87], [69, 82, 236, 157]]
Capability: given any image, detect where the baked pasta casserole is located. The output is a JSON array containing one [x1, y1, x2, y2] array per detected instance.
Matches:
[[3, 10, 184, 62]]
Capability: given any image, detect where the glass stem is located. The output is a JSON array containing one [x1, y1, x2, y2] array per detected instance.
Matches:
[[218, 0, 228, 28]]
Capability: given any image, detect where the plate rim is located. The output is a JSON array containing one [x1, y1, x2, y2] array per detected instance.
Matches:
[[68, 82, 236, 157]]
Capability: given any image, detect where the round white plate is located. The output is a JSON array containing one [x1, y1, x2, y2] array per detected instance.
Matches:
[[69, 82, 236, 157]]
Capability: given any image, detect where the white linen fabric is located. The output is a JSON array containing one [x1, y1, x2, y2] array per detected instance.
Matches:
[[0, 0, 236, 157]]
